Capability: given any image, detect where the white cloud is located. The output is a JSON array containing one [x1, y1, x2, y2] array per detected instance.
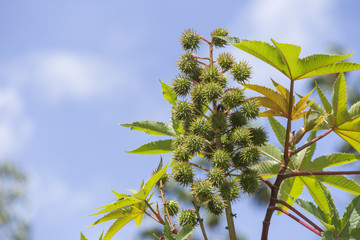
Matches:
[[0, 88, 32, 158], [0, 50, 127, 103]]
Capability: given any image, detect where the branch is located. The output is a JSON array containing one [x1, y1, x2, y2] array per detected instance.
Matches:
[[144, 211, 161, 223], [189, 162, 209, 172], [271, 206, 322, 236], [193, 197, 208, 240], [260, 177, 274, 189], [145, 200, 165, 225], [159, 180, 174, 228], [282, 170, 360, 179], [276, 199, 324, 233], [293, 128, 333, 155]]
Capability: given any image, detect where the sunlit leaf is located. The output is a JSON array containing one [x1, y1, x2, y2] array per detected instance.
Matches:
[[121, 121, 176, 136], [127, 140, 172, 154], [160, 80, 177, 105]]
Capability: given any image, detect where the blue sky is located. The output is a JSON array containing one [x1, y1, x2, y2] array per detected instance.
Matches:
[[1, 1, 360, 240]]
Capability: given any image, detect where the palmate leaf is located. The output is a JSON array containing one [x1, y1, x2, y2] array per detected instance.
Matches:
[[243, 80, 314, 119], [80, 231, 104, 240], [268, 117, 286, 146], [121, 121, 176, 136], [89, 164, 169, 240], [222, 36, 360, 81], [127, 139, 172, 154], [175, 225, 196, 240], [254, 133, 360, 212], [313, 73, 360, 153]]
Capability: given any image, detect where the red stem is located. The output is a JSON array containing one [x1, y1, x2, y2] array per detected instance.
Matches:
[[293, 128, 333, 155], [271, 206, 322, 236], [276, 199, 324, 233], [282, 170, 360, 179]]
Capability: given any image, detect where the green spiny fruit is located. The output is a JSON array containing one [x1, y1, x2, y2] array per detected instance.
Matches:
[[192, 179, 214, 203], [165, 200, 180, 217], [204, 82, 223, 102], [207, 194, 225, 216], [173, 145, 190, 162], [190, 84, 206, 105], [172, 101, 194, 121], [221, 88, 244, 109], [238, 146, 260, 165], [180, 29, 201, 52], [250, 127, 267, 146], [208, 167, 226, 186], [171, 135, 186, 149], [231, 61, 252, 83], [232, 127, 251, 147], [172, 75, 191, 96], [185, 134, 205, 154], [241, 100, 259, 119], [190, 118, 213, 139], [210, 112, 227, 132], [212, 149, 230, 169], [178, 210, 197, 227], [172, 162, 194, 186], [229, 111, 247, 127], [217, 53, 235, 70], [219, 180, 241, 202], [211, 27, 229, 47], [201, 66, 222, 83], [239, 169, 260, 194], [178, 53, 201, 76]]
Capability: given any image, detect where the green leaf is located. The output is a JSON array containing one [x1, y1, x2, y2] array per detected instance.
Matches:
[[80, 231, 88, 240], [349, 100, 360, 118], [164, 219, 175, 240], [160, 80, 177, 105], [309, 153, 360, 171], [89, 197, 143, 216], [315, 82, 332, 113], [175, 225, 196, 240], [302, 177, 331, 214], [127, 140, 172, 154], [251, 160, 280, 178], [315, 175, 360, 195], [278, 177, 304, 211], [268, 117, 286, 146], [295, 198, 333, 230], [99, 231, 104, 240], [224, 37, 360, 81], [332, 73, 350, 126], [121, 121, 176, 136], [143, 163, 168, 199], [103, 214, 134, 240], [339, 195, 360, 237], [89, 208, 136, 226], [153, 234, 161, 240]]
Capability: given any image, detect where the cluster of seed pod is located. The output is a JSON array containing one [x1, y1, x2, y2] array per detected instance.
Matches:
[[166, 28, 267, 227]]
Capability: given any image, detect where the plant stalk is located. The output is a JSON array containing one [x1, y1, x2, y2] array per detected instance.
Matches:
[[193, 197, 208, 240], [225, 202, 237, 240]]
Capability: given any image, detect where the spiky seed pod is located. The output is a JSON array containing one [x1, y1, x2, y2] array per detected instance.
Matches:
[[232, 151, 246, 168], [212, 149, 230, 169], [190, 84, 206, 105], [178, 53, 200, 76], [242, 100, 260, 119], [192, 179, 214, 203], [201, 66, 222, 83], [232, 127, 252, 147], [204, 82, 223, 102], [172, 101, 194, 121], [250, 127, 268, 146], [211, 27, 229, 47], [165, 200, 180, 217], [180, 29, 201, 52], [219, 180, 241, 202], [171, 135, 186, 149], [210, 112, 227, 132], [185, 134, 205, 154], [231, 61, 252, 83], [172, 162, 194, 186], [173, 145, 190, 162], [207, 194, 225, 216], [229, 111, 247, 128], [217, 53, 235, 70], [208, 167, 226, 186], [172, 75, 191, 96], [190, 118, 213, 139], [240, 169, 260, 194], [217, 74, 228, 88], [222, 89, 244, 109], [238, 146, 261, 165], [178, 210, 197, 227]]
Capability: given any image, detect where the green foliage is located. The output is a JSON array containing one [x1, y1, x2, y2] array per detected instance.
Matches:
[[84, 29, 360, 240]]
